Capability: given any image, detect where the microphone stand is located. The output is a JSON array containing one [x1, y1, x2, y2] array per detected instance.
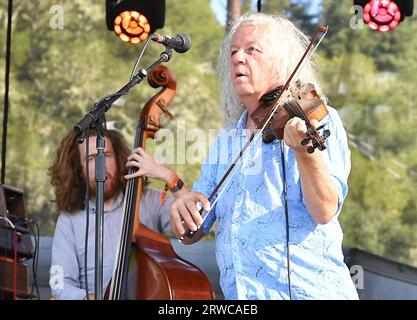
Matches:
[[73, 48, 173, 300], [73, 49, 173, 134], [94, 116, 106, 302]]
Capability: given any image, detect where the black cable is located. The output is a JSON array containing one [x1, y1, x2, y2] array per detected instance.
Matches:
[[34, 220, 40, 299], [84, 38, 151, 124], [28, 222, 37, 298], [280, 141, 292, 300], [76, 35, 153, 133], [129, 36, 152, 81], [84, 128, 90, 300], [2, 0, 13, 184], [28, 218, 40, 299]]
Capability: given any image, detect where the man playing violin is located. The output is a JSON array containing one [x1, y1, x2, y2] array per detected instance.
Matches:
[[169, 13, 359, 299], [49, 128, 185, 299]]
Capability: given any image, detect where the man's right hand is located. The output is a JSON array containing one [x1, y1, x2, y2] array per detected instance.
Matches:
[[169, 191, 210, 237]]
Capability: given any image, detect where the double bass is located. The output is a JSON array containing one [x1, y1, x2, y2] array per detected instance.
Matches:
[[107, 65, 214, 299]]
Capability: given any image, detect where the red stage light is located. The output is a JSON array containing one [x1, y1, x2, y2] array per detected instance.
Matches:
[[363, 0, 401, 32]]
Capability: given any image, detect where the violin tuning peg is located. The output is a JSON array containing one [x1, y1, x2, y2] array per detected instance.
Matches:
[[307, 146, 315, 153], [301, 137, 311, 146]]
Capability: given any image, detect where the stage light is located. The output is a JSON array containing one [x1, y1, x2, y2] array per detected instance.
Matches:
[[354, 0, 414, 32], [106, 0, 165, 44], [364, 0, 401, 32]]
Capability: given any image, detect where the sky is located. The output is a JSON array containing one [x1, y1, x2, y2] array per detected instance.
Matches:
[[210, 0, 323, 25]]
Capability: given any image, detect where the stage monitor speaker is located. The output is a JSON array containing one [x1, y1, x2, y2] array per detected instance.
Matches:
[[0, 185, 34, 260], [0, 257, 31, 299]]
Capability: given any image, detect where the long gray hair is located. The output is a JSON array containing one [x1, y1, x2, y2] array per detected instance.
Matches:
[[218, 13, 323, 128]]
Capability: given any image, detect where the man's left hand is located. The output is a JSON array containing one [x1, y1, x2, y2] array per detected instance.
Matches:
[[283, 117, 319, 153]]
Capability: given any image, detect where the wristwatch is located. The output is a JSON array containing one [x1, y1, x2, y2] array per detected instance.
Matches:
[[161, 175, 184, 205], [170, 178, 184, 193]]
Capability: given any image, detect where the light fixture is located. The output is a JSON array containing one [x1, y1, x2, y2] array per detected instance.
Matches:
[[354, 0, 414, 32], [364, 0, 401, 32], [106, 0, 165, 44]]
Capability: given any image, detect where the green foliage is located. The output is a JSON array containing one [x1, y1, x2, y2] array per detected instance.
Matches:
[[261, 0, 317, 34], [0, 0, 224, 235], [320, 0, 417, 265]]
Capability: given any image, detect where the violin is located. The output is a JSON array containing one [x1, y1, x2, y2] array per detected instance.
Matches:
[[251, 80, 331, 153], [107, 65, 214, 299]]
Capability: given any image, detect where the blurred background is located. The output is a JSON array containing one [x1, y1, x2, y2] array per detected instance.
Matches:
[[1, 0, 417, 270]]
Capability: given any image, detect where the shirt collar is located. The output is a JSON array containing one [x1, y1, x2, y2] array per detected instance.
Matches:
[[88, 191, 124, 214], [235, 110, 249, 137]]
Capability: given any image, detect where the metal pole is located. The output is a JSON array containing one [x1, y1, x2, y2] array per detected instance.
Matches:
[[94, 130, 106, 300], [2, 0, 13, 184]]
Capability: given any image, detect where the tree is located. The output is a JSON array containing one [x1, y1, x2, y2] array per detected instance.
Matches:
[[226, 0, 241, 31], [0, 0, 224, 234], [319, 0, 417, 265], [261, 0, 317, 34]]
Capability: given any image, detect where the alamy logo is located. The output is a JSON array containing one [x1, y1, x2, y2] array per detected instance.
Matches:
[[350, 264, 364, 289], [49, 265, 64, 290], [49, 5, 64, 30], [350, 5, 365, 29]]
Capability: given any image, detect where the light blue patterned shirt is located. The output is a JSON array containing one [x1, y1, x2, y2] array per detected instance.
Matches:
[[193, 106, 359, 300]]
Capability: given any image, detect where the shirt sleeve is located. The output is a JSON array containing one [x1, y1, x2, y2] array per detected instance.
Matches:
[[50, 213, 87, 300], [192, 134, 221, 235], [319, 106, 351, 218], [139, 188, 171, 234], [155, 191, 172, 234]]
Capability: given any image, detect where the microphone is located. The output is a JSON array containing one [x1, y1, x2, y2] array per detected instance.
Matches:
[[150, 33, 191, 53]]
